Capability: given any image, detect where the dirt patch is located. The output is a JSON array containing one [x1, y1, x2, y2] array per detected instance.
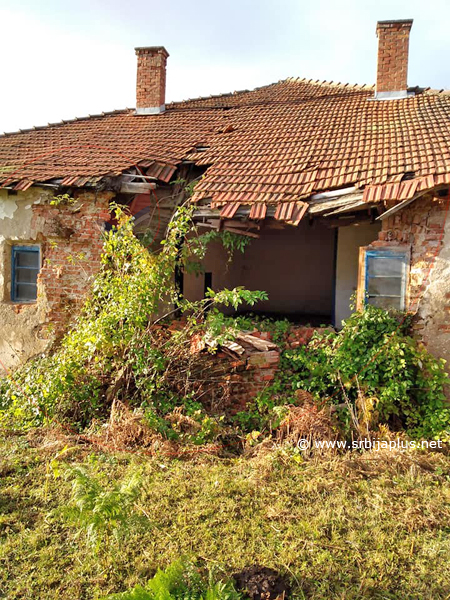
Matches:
[[232, 566, 290, 600]]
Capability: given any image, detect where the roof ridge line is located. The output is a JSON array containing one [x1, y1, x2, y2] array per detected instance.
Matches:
[[166, 80, 283, 107], [0, 108, 132, 138], [166, 78, 375, 111], [284, 77, 374, 90]]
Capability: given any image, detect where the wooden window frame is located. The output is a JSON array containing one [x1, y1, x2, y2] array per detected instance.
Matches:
[[357, 245, 410, 311]]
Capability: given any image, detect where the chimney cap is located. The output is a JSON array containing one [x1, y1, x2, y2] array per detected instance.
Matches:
[[376, 19, 413, 32], [135, 46, 169, 58]]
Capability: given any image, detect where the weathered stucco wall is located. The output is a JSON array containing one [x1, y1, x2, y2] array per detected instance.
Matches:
[[0, 188, 52, 370], [0, 188, 112, 372]]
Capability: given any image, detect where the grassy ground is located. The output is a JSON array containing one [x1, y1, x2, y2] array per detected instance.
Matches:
[[1, 431, 450, 600]]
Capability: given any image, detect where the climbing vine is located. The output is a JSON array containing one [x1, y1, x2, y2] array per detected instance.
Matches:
[[0, 204, 267, 432]]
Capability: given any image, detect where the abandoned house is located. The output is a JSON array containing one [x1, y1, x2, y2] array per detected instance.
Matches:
[[0, 18, 449, 382]]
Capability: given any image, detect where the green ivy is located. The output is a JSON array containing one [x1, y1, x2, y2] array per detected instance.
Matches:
[[253, 305, 450, 440]]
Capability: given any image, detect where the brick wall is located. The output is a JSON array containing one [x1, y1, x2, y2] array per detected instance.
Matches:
[[370, 194, 447, 312], [135, 47, 169, 111], [368, 193, 450, 377], [376, 20, 412, 93], [211, 327, 330, 413], [31, 190, 112, 336], [223, 347, 280, 413]]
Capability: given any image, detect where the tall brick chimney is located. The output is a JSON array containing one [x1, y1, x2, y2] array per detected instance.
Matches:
[[135, 46, 169, 115], [375, 19, 413, 100]]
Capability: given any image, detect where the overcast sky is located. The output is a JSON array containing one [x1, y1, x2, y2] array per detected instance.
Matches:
[[0, 0, 449, 133]]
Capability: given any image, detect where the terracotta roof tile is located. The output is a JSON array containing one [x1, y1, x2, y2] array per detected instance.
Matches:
[[220, 202, 241, 218], [1, 80, 450, 204], [249, 203, 267, 220]]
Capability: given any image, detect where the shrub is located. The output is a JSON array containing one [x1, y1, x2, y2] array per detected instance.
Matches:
[[262, 305, 450, 439]]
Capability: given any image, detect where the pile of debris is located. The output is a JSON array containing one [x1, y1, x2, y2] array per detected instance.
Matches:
[[160, 320, 332, 414], [187, 325, 281, 414]]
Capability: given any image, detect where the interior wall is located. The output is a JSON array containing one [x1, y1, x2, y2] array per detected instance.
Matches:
[[334, 221, 382, 327], [184, 220, 336, 320]]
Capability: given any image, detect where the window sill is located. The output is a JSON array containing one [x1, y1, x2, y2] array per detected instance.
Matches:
[[3, 300, 38, 310]]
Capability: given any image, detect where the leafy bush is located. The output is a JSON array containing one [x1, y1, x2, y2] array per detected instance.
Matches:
[[257, 305, 450, 439], [102, 560, 242, 600]]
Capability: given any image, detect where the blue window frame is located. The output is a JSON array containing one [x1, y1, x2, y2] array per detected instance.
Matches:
[[11, 246, 40, 303], [364, 249, 408, 310]]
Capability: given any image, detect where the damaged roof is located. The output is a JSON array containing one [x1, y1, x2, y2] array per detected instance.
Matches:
[[1, 79, 450, 205]]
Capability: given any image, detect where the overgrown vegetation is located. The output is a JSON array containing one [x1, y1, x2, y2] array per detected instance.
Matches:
[[0, 205, 266, 435], [248, 307, 450, 440], [1, 201, 449, 449], [2, 200, 450, 598]]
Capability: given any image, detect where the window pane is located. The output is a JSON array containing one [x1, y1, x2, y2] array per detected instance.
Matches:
[[15, 250, 40, 268], [15, 283, 37, 301], [363, 250, 407, 311], [367, 255, 404, 277], [367, 277, 402, 297], [15, 268, 39, 284], [12, 247, 40, 302], [368, 296, 402, 310]]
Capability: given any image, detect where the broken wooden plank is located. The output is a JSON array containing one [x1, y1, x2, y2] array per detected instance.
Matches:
[[236, 333, 278, 351], [204, 333, 246, 355], [222, 339, 246, 355]]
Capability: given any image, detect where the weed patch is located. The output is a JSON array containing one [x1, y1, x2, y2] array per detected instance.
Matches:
[[1, 434, 450, 599]]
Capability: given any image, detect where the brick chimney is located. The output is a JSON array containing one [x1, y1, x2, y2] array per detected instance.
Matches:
[[135, 46, 169, 115], [375, 19, 413, 100]]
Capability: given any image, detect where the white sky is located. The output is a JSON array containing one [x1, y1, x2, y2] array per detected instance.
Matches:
[[0, 0, 449, 133]]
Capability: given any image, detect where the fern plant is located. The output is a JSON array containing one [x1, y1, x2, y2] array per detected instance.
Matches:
[[63, 464, 146, 550], [101, 560, 242, 600]]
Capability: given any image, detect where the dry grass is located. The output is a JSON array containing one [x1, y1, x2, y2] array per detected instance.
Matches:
[[93, 400, 171, 451], [2, 432, 450, 599], [275, 401, 339, 451]]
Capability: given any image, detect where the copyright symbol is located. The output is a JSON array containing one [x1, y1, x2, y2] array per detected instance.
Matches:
[[297, 439, 309, 450]]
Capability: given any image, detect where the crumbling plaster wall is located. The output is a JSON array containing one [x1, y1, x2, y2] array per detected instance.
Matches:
[[415, 209, 450, 369], [0, 188, 52, 370], [0, 188, 112, 372], [371, 193, 450, 376]]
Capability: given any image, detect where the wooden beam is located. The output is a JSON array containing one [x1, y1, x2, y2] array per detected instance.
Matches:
[[324, 214, 373, 228], [119, 182, 156, 194], [223, 227, 260, 238]]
